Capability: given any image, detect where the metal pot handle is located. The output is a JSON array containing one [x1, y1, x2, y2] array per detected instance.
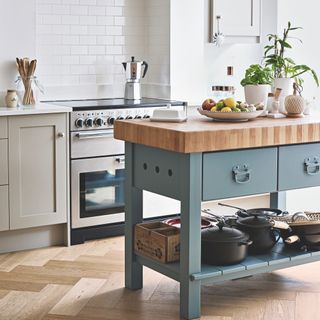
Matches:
[[272, 229, 282, 244], [238, 240, 253, 246]]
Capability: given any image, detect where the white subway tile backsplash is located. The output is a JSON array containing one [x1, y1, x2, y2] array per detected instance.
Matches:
[[51, 4, 70, 14], [61, 15, 79, 24], [79, 35, 97, 45], [70, 65, 89, 74], [88, 25, 106, 35], [36, 0, 168, 90], [70, 45, 88, 55], [62, 35, 80, 45], [88, 6, 106, 16], [114, 16, 125, 25], [106, 6, 122, 16], [97, 0, 114, 6], [97, 16, 114, 25], [53, 25, 71, 34], [80, 0, 96, 5], [70, 5, 88, 15], [105, 26, 122, 36], [61, 55, 80, 64], [88, 45, 105, 55], [97, 35, 114, 45], [70, 25, 88, 34], [79, 16, 97, 25], [106, 46, 122, 54], [79, 55, 97, 64]]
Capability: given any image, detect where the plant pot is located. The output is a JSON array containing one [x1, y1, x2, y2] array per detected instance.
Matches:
[[273, 78, 294, 113], [244, 84, 270, 108]]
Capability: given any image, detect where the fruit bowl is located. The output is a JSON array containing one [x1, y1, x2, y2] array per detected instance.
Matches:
[[197, 108, 264, 122]]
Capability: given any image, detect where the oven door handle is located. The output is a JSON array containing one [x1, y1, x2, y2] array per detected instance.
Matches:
[[75, 130, 114, 140]]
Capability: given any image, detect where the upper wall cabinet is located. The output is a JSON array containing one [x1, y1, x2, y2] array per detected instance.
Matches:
[[210, 0, 261, 43]]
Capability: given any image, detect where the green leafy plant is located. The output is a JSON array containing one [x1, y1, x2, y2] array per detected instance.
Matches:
[[264, 21, 319, 87], [240, 64, 273, 86]]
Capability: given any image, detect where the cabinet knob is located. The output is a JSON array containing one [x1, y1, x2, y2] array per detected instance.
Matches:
[[57, 132, 65, 138]]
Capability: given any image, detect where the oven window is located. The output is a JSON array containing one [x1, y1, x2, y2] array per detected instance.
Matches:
[[79, 168, 125, 218]]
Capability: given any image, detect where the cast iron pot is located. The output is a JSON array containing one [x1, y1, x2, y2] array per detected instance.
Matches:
[[236, 214, 281, 254], [201, 222, 252, 265]]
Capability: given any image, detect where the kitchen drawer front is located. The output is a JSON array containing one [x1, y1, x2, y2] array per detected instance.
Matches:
[[0, 185, 9, 231], [0, 118, 7, 138], [202, 148, 277, 201], [0, 139, 8, 185], [279, 143, 320, 190]]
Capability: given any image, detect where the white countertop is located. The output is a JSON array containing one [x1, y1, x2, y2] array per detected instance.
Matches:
[[0, 102, 72, 116]]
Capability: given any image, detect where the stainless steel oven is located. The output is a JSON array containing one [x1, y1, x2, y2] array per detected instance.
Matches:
[[47, 98, 186, 244], [71, 155, 125, 229]]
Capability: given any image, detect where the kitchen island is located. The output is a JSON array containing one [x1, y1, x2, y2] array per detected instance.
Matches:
[[114, 114, 320, 320]]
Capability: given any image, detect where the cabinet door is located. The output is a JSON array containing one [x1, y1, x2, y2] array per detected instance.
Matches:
[[212, 0, 261, 37], [9, 114, 68, 230], [0, 185, 9, 231], [0, 139, 8, 185]]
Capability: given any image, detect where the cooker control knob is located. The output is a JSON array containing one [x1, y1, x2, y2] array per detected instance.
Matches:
[[107, 117, 115, 125], [126, 115, 133, 120], [85, 118, 94, 127], [117, 116, 125, 120], [143, 114, 150, 119], [135, 115, 142, 119], [95, 117, 104, 127], [75, 118, 84, 128]]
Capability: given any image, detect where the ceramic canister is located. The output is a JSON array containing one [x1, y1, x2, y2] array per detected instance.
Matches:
[[5, 90, 18, 108]]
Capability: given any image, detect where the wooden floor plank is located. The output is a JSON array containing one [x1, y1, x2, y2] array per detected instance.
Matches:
[[49, 278, 106, 316], [0, 236, 319, 319]]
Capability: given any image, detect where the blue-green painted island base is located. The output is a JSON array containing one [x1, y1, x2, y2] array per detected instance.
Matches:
[[124, 142, 320, 319]]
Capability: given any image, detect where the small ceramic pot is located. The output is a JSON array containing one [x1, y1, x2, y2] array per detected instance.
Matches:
[[5, 90, 18, 108]]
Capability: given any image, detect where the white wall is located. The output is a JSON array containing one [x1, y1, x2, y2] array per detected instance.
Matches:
[[0, 0, 36, 94], [170, 0, 278, 105], [277, 0, 320, 212], [277, 0, 320, 102]]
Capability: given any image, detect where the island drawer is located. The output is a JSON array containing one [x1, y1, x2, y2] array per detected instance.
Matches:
[[0, 139, 8, 185], [0, 118, 7, 138], [279, 143, 320, 190], [0, 185, 9, 231], [202, 148, 277, 201]]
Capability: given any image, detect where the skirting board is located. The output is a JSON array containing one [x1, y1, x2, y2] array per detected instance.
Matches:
[[0, 224, 67, 254]]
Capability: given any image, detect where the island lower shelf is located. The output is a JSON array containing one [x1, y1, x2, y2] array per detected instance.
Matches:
[[136, 241, 320, 285]]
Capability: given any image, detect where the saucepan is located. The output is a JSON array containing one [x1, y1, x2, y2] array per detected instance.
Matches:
[[201, 221, 252, 265]]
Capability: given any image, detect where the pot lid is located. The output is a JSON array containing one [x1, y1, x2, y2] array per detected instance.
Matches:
[[237, 214, 271, 228], [201, 222, 248, 243]]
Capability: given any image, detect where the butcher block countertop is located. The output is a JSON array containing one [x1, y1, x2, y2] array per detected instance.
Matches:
[[114, 114, 320, 153]]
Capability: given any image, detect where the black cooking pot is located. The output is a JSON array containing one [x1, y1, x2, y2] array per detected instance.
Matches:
[[236, 214, 280, 254], [201, 222, 252, 265]]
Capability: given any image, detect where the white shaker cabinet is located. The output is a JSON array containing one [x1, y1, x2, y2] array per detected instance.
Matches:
[[8, 113, 68, 230], [211, 0, 261, 43]]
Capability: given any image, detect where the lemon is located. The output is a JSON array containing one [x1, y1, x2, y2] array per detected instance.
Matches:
[[224, 97, 237, 108], [221, 107, 232, 112], [210, 106, 217, 112]]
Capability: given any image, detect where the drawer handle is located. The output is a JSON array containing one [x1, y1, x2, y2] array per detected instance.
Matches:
[[304, 157, 320, 175], [232, 164, 251, 184]]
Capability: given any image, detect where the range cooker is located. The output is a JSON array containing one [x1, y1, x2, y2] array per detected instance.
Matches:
[[48, 98, 186, 244]]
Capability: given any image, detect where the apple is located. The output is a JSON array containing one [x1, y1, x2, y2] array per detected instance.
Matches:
[[202, 98, 216, 111]]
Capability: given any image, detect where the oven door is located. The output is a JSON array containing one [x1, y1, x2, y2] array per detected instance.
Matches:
[[71, 156, 125, 229]]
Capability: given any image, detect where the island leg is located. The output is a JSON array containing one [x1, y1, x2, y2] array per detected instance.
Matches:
[[270, 191, 286, 211], [125, 142, 143, 290], [179, 153, 202, 319]]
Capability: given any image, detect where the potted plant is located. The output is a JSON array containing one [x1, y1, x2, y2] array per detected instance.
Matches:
[[264, 21, 319, 101], [240, 64, 273, 107]]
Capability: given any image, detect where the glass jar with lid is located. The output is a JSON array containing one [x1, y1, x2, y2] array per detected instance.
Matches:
[[212, 85, 235, 102]]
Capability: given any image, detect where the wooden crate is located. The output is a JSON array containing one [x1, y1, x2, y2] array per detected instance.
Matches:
[[134, 222, 180, 263]]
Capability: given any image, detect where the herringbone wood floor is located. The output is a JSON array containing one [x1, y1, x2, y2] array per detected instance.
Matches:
[[0, 236, 320, 320]]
